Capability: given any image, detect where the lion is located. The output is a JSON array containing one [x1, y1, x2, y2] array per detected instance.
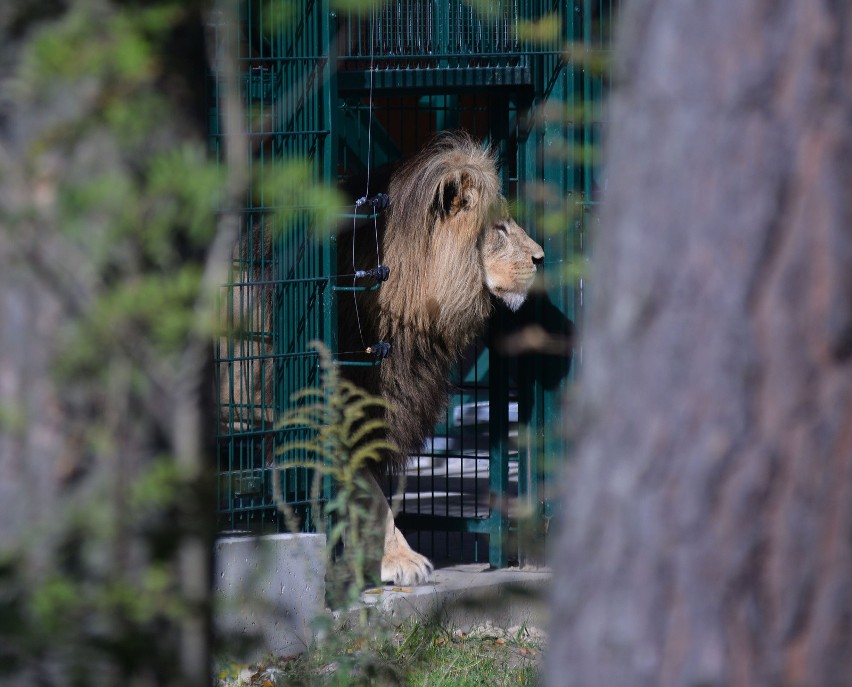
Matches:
[[339, 131, 544, 585], [219, 131, 544, 586]]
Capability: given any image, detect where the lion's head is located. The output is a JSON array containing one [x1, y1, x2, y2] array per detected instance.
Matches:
[[381, 132, 543, 332]]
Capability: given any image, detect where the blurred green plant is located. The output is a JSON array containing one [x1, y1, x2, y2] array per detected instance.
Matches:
[[271, 342, 395, 610], [330, 0, 390, 16], [254, 160, 345, 233], [255, 0, 390, 39], [519, 12, 560, 44], [0, 0, 344, 684]]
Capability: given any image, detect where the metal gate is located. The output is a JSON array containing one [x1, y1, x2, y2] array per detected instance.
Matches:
[[210, 0, 614, 566], [210, 3, 337, 533]]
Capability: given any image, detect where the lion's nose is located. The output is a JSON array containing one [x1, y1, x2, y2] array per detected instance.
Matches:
[[532, 250, 544, 267]]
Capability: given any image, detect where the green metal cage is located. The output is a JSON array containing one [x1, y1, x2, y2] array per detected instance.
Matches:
[[210, 0, 614, 565]]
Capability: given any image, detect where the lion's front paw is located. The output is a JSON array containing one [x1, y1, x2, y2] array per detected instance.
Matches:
[[381, 548, 434, 586], [381, 527, 433, 585]]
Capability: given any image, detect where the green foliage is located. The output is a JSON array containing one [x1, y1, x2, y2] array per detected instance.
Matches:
[[0, 1, 240, 684], [257, 0, 300, 36], [147, 145, 228, 250], [9, 1, 225, 384], [254, 161, 346, 237], [0, 462, 193, 682], [515, 21, 611, 293], [329, 0, 389, 16], [216, 615, 543, 687], [129, 457, 185, 512], [55, 267, 204, 384], [19, 4, 179, 92], [255, 0, 392, 38], [519, 13, 560, 44], [465, 0, 504, 19], [272, 342, 394, 608], [562, 41, 611, 75], [0, 403, 26, 435]]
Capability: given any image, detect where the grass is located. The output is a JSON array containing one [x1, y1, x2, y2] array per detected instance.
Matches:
[[403, 626, 541, 687], [217, 616, 543, 687]]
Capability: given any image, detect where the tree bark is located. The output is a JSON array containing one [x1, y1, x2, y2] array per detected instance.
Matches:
[[547, 1, 852, 686]]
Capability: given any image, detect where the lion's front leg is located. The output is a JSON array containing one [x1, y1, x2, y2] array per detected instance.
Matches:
[[363, 470, 433, 586]]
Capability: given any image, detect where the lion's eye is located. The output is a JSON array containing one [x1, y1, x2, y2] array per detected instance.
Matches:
[[495, 224, 508, 234]]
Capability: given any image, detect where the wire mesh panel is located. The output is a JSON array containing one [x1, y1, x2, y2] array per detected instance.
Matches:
[[336, 0, 551, 91], [210, 1, 335, 533], [340, 0, 523, 65]]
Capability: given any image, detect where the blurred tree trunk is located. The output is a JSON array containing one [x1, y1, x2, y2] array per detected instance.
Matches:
[[547, 1, 852, 686], [0, 2, 216, 686]]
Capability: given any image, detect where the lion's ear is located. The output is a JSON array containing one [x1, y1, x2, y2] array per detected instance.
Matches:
[[438, 172, 479, 218]]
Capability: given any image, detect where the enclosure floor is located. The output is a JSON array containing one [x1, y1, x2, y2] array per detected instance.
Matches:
[[345, 563, 551, 633]]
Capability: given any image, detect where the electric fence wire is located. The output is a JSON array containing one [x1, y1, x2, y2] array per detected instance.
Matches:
[[351, 1, 380, 352]]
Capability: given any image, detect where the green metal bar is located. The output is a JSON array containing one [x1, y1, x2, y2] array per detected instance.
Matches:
[[516, 90, 545, 567], [436, 0, 449, 66], [338, 212, 384, 220], [396, 513, 497, 535], [320, 0, 340, 360], [583, 0, 594, 203], [339, 100, 401, 171], [322, 1, 340, 519], [337, 67, 532, 94], [433, 94, 460, 131], [487, 346, 510, 568], [226, 273, 383, 287], [332, 283, 382, 292], [488, 93, 511, 569]]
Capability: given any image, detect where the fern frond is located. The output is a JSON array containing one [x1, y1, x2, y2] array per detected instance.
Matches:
[[351, 440, 397, 467], [345, 419, 395, 450], [289, 387, 328, 403], [275, 443, 336, 464], [343, 396, 393, 417], [270, 341, 400, 605]]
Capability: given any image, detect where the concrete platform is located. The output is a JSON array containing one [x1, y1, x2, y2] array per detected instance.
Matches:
[[349, 563, 551, 634], [215, 533, 551, 660]]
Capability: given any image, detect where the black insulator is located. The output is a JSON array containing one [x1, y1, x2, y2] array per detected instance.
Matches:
[[354, 264, 390, 281], [371, 193, 390, 210], [355, 193, 390, 210], [366, 341, 392, 359]]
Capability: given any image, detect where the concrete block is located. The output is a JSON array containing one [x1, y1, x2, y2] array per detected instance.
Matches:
[[215, 533, 326, 659]]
